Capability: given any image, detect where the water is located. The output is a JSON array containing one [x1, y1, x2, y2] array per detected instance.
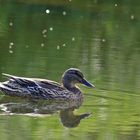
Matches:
[[0, 1, 140, 140]]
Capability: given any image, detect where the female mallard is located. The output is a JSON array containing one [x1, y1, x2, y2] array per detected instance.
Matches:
[[0, 68, 95, 100]]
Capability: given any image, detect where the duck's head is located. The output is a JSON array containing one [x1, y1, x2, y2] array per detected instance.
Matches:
[[62, 68, 95, 89]]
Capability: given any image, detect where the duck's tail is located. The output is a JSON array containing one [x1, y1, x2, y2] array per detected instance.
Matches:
[[0, 73, 13, 93], [2, 73, 17, 80], [0, 82, 7, 93], [0, 82, 10, 92], [0, 81, 19, 97], [0, 73, 14, 93], [0, 82, 5, 89]]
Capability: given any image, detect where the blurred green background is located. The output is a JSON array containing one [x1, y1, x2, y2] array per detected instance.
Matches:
[[0, 0, 140, 140]]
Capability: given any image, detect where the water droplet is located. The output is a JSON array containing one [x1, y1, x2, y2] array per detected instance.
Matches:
[[9, 46, 12, 49], [57, 45, 60, 50], [114, 3, 118, 7], [62, 43, 66, 47], [102, 38, 106, 42], [9, 42, 14, 49], [72, 37, 75, 41], [49, 27, 53, 31], [9, 42, 14, 46], [46, 9, 50, 14], [9, 22, 13, 26], [130, 14, 135, 20], [41, 43, 45, 47], [42, 29, 47, 34], [43, 34, 47, 38], [9, 50, 13, 54], [62, 11, 67, 16]]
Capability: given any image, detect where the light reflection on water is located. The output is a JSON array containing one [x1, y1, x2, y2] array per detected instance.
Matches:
[[0, 0, 140, 140]]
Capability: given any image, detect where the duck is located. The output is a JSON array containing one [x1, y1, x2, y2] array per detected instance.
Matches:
[[0, 68, 95, 100]]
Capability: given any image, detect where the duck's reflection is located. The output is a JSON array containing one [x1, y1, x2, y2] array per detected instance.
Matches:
[[60, 108, 91, 128], [0, 96, 91, 128]]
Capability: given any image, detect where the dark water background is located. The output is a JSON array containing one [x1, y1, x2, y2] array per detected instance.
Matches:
[[0, 1, 140, 140]]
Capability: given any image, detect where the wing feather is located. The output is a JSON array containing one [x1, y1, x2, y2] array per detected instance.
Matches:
[[2, 73, 38, 87], [1, 73, 69, 98]]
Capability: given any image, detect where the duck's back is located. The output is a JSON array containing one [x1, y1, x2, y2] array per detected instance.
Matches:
[[0, 73, 81, 100]]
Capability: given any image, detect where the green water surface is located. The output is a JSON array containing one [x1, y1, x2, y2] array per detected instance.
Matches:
[[0, 1, 140, 140]]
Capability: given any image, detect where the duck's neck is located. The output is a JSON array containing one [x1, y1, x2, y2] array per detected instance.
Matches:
[[62, 80, 79, 93], [63, 82, 74, 90]]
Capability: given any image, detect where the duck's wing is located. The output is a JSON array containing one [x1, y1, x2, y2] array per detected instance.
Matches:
[[2, 73, 39, 87], [34, 78, 63, 89], [2, 73, 64, 91]]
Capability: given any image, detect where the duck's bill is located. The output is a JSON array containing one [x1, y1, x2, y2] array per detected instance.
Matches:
[[82, 78, 95, 88]]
